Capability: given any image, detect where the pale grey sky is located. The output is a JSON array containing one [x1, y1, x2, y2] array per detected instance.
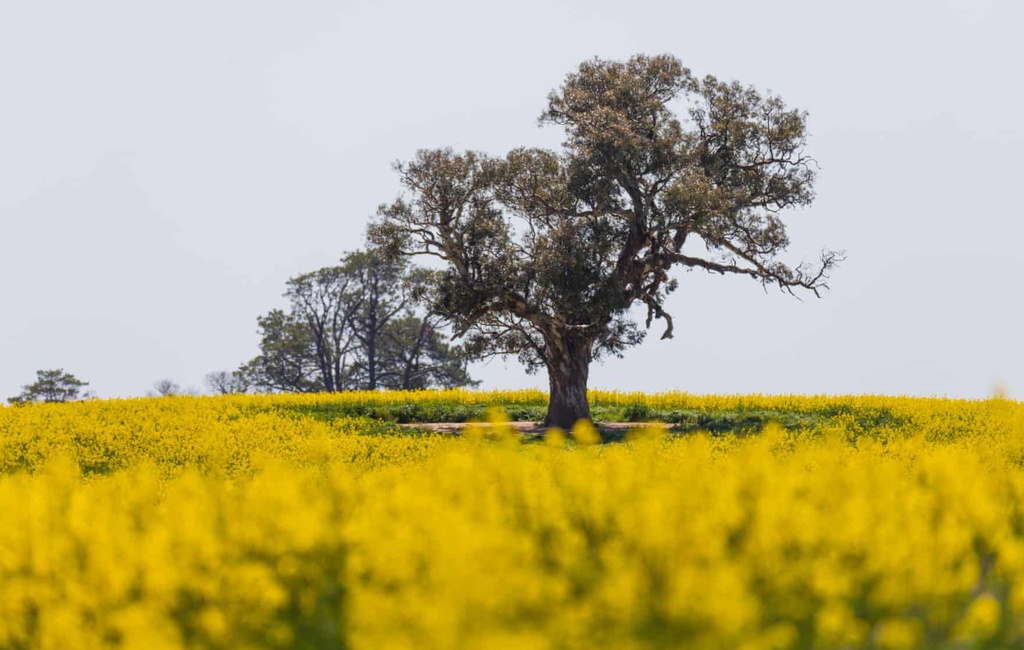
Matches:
[[2, 0, 1021, 400]]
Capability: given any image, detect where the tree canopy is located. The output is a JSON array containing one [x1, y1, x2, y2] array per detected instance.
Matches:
[[241, 249, 477, 393], [8, 369, 90, 405], [370, 54, 840, 428]]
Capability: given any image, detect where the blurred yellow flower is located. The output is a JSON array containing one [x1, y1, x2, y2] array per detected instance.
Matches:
[[0, 391, 1021, 648]]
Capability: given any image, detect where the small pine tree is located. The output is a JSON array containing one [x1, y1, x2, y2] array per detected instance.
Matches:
[[8, 369, 89, 405]]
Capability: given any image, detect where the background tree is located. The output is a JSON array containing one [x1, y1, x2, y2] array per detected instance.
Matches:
[[241, 262, 363, 392], [284, 265, 363, 392], [377, 313, 480, 390], [240, 309, 324, 392], [8, 369, 89, 404], [148, 379, 198, 397], [344, 250, 412, 390], [150, 378, 182, 397], [204, 370, 250, 395], [370, 54, 841, 428], [242, 248, 477, 392]]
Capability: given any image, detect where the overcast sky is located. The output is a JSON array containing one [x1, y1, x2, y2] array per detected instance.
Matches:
[[2, 0, 1021, 400]]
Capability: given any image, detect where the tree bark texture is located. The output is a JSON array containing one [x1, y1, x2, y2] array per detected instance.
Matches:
[[543, 335, 592, 429]]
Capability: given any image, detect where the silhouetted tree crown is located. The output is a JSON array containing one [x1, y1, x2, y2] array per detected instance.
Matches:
[[241, 249, 477, 393], [8, 369, 89, 405]]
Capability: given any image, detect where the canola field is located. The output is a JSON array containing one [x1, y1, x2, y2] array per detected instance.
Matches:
[[2, 391, 1024, 649]]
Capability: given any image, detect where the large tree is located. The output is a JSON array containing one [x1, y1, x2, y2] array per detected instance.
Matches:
[[370, 54, 841, 428]]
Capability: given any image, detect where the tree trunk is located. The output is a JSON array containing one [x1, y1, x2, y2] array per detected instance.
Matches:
[[367, 297, 378, 390], [544, 335, 592, 429]]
